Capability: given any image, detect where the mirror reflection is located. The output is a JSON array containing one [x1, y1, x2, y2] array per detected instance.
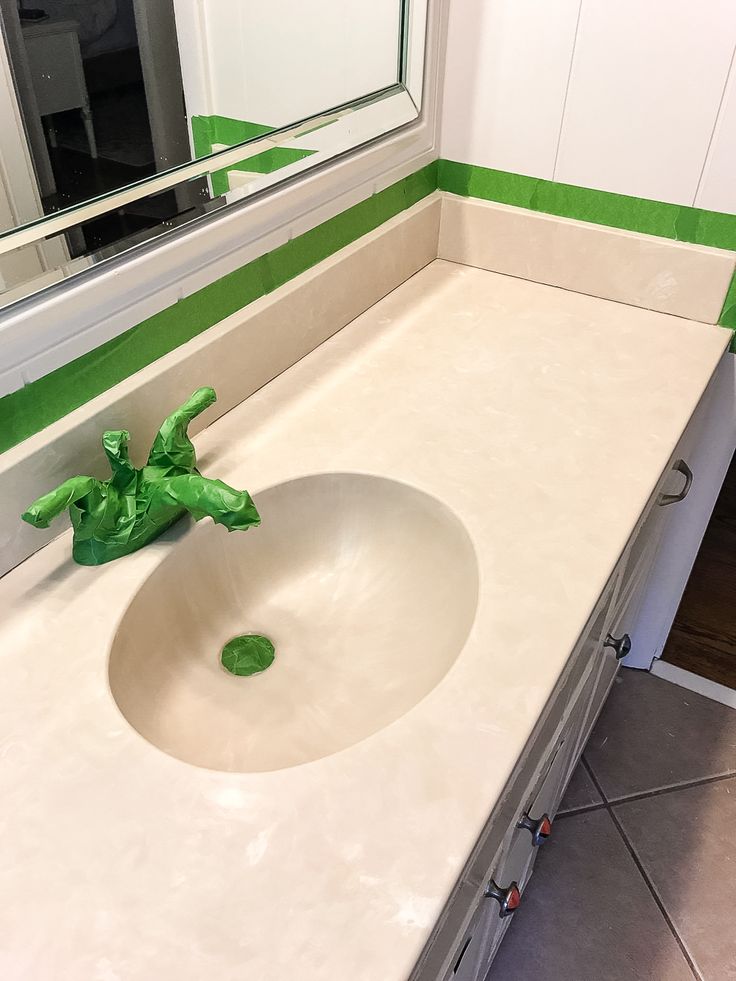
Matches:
[[0, 0, 415, 305]]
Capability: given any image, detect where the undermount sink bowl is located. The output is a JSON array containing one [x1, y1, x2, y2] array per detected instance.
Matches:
[[108, 473, 479, 772]]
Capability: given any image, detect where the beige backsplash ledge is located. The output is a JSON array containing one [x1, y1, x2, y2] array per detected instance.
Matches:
[[2, 189, 734, 577]]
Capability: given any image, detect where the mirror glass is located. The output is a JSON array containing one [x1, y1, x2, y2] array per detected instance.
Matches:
[[0, 0, 421, 308]]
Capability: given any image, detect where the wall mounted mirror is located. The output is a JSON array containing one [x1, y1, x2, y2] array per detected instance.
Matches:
[[0, 0, 425, 310]]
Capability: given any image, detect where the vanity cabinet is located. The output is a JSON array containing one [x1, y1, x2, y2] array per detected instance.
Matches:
[[416, 436, 697, 981]]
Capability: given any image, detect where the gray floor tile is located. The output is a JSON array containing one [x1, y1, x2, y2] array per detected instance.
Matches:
[[615, 777, 736, 980], [584, 670, 736, 801], [557, 761, 603, 814], [486, 808, 693, 981]]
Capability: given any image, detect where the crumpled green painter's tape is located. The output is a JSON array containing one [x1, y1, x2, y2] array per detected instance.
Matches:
[[21, 387, 260, 566]]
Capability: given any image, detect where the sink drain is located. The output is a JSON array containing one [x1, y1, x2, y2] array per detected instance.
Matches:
[[220, 634, 275, 676]]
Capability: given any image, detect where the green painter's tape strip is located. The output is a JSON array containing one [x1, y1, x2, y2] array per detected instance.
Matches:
[[210, 147, 316, 198], [0, 162, 438, 454], [718, 275, 736, 352], [207, 116, 275, 148], [190, 115, 276, 159], [5, 155, 734, 454], [437, 160, 736, 251], [191, 115, 315, 196], [190, 115, 213, 160], [191, 114, 316, 197], [438, 159, 736, 348]]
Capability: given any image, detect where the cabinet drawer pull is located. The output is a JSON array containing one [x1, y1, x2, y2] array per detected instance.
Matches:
[[485, 879, 521, 918], [604, 632, 632, 660], [658, 459, 693, 507], [517, 812, 552, 846]]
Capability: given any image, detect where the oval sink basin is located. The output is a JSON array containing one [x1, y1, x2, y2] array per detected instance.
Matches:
[[108, 473, 479, 772]]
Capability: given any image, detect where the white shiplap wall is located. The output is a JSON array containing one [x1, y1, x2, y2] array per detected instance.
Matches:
[[441, 0, 736, 213]]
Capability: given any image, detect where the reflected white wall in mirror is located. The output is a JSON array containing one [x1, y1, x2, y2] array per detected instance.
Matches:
[[176, 0, 402, 125], [0, 0, 422, 313]]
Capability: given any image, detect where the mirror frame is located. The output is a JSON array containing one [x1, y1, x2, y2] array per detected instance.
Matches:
[[0, 0, 445, 399]]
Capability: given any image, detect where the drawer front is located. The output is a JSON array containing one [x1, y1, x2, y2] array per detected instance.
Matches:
[[567, 642, 617, 782], [501, 733, 574, 894], [484, 655, 605, 916], [617, 450, 696, 621], [473, 658, 602, 977], [580, 560, 652, 748]]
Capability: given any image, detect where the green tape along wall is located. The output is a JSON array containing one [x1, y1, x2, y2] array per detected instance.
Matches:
[[438, 160, 736, 337], [1, 157, 735, 454], [0, 163, 438, 455], [191, 115, 316, 197]]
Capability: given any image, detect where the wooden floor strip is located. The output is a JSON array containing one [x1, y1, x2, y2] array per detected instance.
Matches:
[[662, 452, 736, 691]]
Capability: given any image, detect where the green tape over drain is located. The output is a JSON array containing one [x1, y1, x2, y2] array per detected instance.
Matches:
[[221, 634, 275, 676]]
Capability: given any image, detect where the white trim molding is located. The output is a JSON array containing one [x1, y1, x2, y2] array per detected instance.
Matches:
[[651, 659, 736, 710]]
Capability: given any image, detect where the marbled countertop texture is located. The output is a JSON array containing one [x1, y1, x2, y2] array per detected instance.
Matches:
[[0, 260, 729, 980]]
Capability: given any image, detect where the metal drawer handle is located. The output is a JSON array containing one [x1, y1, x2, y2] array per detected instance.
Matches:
[[485, 879, 521, 918], [604, 632, 632, 660], [517, 812, 552, 847], [658, 459, 693, 507]]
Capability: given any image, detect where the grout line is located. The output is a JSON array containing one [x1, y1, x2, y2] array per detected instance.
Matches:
[[581, 754, 609, 802], [608, 807, 703, 981], [607, 770, 736, 808], [582, 759, 702, 979], [551, 0, 584, 182], [555, 801, 608, 820], [692, 37, 736, 207]]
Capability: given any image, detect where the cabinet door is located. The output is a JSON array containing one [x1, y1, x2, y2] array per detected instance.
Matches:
[[574, 549, 657, 761], [618, 450, 697, 669], [574, 647, 618, 764]]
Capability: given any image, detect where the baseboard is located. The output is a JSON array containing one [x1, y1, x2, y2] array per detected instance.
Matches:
[[651, 659, 736, 709]]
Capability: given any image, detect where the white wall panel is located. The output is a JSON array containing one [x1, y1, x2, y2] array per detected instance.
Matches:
[[696, 55, 736, 214], [441, 0, 582, 179], [555, 0, 736, 206], [173, 0, 400, 127]]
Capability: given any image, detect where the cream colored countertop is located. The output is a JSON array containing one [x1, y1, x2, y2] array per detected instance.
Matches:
[[0, 260, 729, 980]]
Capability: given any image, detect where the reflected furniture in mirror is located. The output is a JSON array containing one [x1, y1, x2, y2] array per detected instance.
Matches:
[[23, 18, 97, 160]]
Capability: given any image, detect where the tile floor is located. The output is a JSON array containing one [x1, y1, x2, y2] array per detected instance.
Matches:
[[487, 669, 736, 981]]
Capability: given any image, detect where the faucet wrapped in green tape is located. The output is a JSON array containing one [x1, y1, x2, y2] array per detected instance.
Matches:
[[21, 387, 261, 566]]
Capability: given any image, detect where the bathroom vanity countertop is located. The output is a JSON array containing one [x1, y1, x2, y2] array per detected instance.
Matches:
[[0, 260, 730, 980]]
